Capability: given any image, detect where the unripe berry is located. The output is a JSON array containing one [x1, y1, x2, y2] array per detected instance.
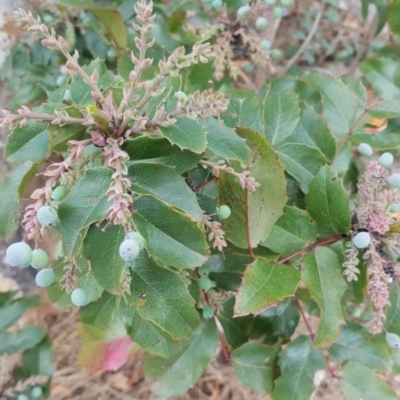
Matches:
[[17, 394, 29, 400], [6, 242, 33, 268], [31, 248, 49, 269], [119, 239, 140, 262], [255, 17, 268, 31], [281, 0, 292, 6], [202, 306, 214, 319], [35, 268, 55, 288], [198, 265, 210, 276], [378, 152, 394, 168], [63, 88, 71, 102], [265, 0, 275, 4], [270, 49, 282, 59], [273, 7, 283, 18], [388, 173, 400, 188], [386, 332, 400, 348], [51, 185, 68, 201], [241, 61, 254, 74], [237, 5, 250, 19], [31, 386, 43, 399], [174, 91, 188, 104], [357, 143, 373, 157], [211, 0, 223, 10], [127, 231, 145, 250], [217, 205, 231, 219], [71, 288, 89, 307], [352, 232, 371, 249], [37, 205, 58, 227], [261, 40, 271, 51], [56, 75, 67, 86], [197, 276, 213, 291], [390, 203, 400, 213]]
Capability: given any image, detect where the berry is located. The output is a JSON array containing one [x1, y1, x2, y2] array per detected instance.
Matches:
[[255, 17, 268, 31], [51, 185, 68, 201], [31, 386, 43, 398], [198, 265, 210, 276], [281, 0, 292, 5], [357, 143, 373, 157], [18, 395, 29, 400], [237, 5, 250, 19], [31, 248, 49, 269], [241, 61, 254, 74], [6, 242, 33, 268], [273, 7, 283, 18], [37, 205, 58, 227], [202, 306, 214, 319], [35, 268, 55, 288], [386, 332, 400, 348], [56, 75, 67, 86], [270, 49, 282, 59], [261, 40, 271, 51], [71, 288, 89, 307], [390, 203, 400, 213], [265, 0, 275, 4], [388, 173, 400, 188], [63, 88, 71, 102], [119, 239, 140, 262], [126, 231, 145, 250], [174, 91, 188, 104], [217, 205, 231, 220], [197, 276, 213, 291], [379, 152, 394, 168], [211, 0, 223, 10], [352, 232, 371, 249]]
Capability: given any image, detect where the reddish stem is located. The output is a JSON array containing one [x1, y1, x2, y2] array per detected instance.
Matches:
[[294, 295, 315, 340]]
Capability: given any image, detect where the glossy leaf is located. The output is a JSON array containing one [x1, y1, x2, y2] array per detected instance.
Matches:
[[305, 166, 351, 237], [340, 362, 398, 400], [232, 342, 279, 394], [133, 195, 208, 268], [302, 247, 347, 348], [145, 321, 219, 397], [262, 206, 317, 255], [272, 335, 325, 400], [235, 259, 300, 316], [0, 326, 46, 355], [218, 128, 287, 249]]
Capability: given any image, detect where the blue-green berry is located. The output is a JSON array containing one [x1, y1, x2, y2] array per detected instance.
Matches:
[[388, 174, 400, 188], [237, 5, 250, 19], [198, 265, 210, 276], [241, 61, 254, 74], [31, 386, 43, 398], [6, 242, 33, 268], [217, 205, 231, 219], [386, 332, 400, 348], [126, 231, 145, 250], [31, 248, 49, 269], [119, 239, 140, 262], [357, 143, 373, 157], [202, 306, 214, 319], [379, 152, 394, 168], [273, 7, 283, 18], [352, 232, 371, 249], [265, 0, 275, 4], [51, 185, 68, 201], [71, 288, 89, 307], [255, 17, 268, 31], [37, 205, 58, 227], [261, 40, 271, 51], [270, 49, 282, 59], [197, 276, 213, 291], [17, 394, 29, 400], [211, 0, 223, 10], [390, 204, 400, 213], [35, 268, 55, 288]]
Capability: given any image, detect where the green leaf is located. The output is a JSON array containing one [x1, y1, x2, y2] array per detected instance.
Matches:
[[123, 136, 202, 174], [360, 58, 400, 100], [263, 90, 300, 145], [158, 117, 207, 154], [5, 121, 49, 164], [88, 8, 127, 50], [302, 247, 347, 348], [0, 326, 46, 355], [145, 321, 219, 397], [341, 75, 367, 113], [389, 0, 400, 35], [0, 161, 34, 238], [305, 166, 351, 237], [351, 129, 400, 150], [202, 117, 250, 164], [128, 253, 200, 340], [385, 282, 400, 335], [235, 259, 300, 317], [368, 100, 400, 119], [232, 342, 279, 394], [133, 195, 209, 268], [80, 292, 118, 328], [58, 167, 112, 257], [127, 163, 203, 221], [301, 72, 357, 136], [218, 128, 287, 249], [340, 362, 398, 400], [0, 295, 40, 332], [48, 121, 87, 152], [262, 206, 317, 255], [273, 335, 325, 400], [83, 225, 125, 295], [22, 336, 53, 377], [328, 322, 390, 371]]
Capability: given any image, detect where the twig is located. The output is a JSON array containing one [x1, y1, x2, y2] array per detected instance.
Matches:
[[283, 0, 327, 74], [294, 295, 315, 340]]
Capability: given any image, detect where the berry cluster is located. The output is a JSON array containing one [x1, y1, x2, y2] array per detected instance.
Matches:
[[17, 385, 43, 400]]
